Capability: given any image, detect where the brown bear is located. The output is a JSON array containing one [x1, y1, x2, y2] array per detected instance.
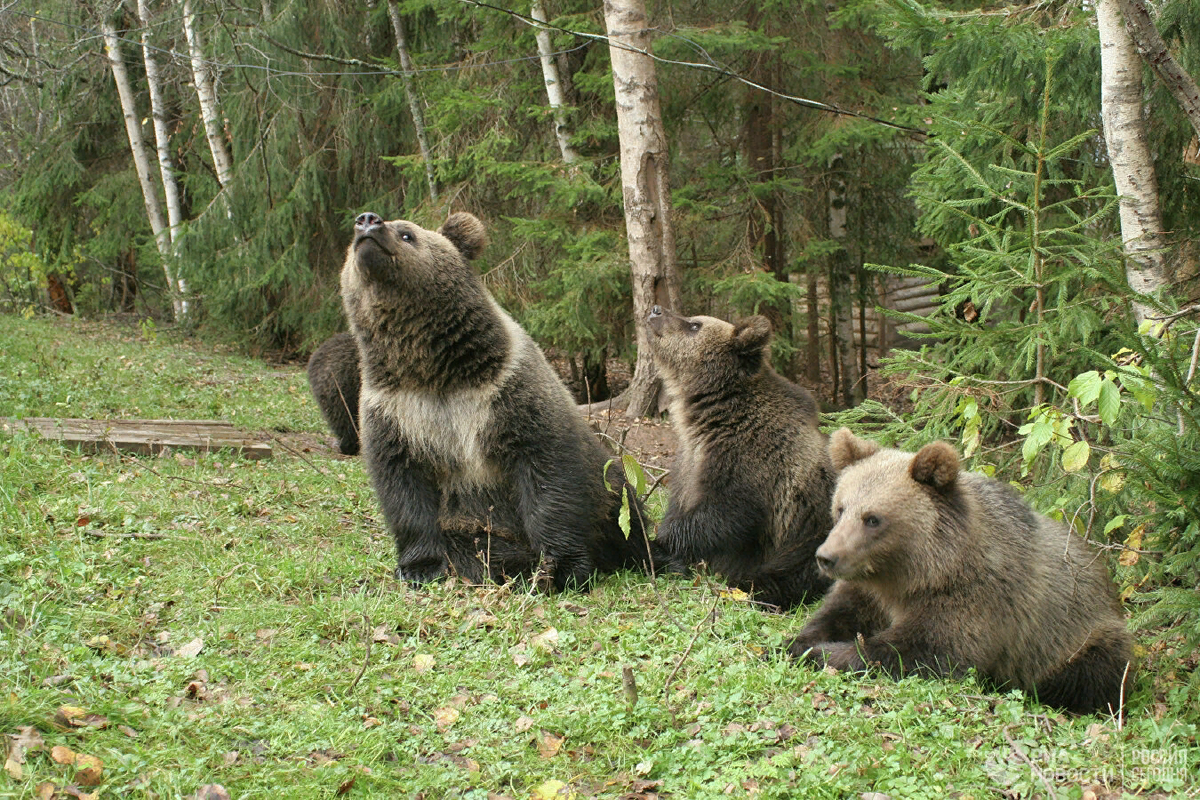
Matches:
[[340, 211, 657, 589], [645, 306, 834, 609], [787, 428, 1134, 715], [307, 332, 361, 456]]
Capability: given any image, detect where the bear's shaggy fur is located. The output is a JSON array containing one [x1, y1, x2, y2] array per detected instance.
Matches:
[[646, 306, 834, 608], [787, 428, 1134, 715], [307, 332, 361, 456], [341, 211, 656, 589]]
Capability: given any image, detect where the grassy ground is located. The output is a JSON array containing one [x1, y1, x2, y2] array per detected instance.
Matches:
[[1, 314, 1196, 800]]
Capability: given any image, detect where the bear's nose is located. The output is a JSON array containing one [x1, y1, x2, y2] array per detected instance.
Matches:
[[355, 212, 383, 232], [815, 553, 836, 574]]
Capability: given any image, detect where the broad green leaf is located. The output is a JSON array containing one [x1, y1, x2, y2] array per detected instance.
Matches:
[[1104, 515, 1128, 535], [621, 453, 647, 496], [618, 487, 631, 539], [1098, 379, 1121, 426], [1061, 440, 1090, 473], [1068, 371, 1102, 407]]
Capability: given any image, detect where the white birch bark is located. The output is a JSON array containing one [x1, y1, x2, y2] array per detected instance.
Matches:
[[604, 0, 681, 418], [828, 153, 862, 406], [387, 0, 438, 202], [136, 0, 188, 317], [181, 0, 235, 191], [531, 0, 579, 164], [100, 17, 180, 319], [1115, 0, 1200, 142], [1098, 0, 1169, 321]]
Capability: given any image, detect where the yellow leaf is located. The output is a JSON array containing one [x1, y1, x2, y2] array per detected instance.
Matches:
[[4, 754, 22, 780], [433, 706, 460, 731], [1120, 524, 1146, 567], [719, 588, 750, 601], [413, 653, 435, 674], [531, 779, 574, 800]]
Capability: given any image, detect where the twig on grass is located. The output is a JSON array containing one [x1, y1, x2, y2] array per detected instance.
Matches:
[[81, 528, 167, 540], [1002, 724, 1057, 800], [347, 613, 372, 695], [663, 594, 720, 725]]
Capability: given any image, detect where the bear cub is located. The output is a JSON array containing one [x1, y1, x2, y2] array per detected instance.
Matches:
[[341, 211, 656, 589], [787, 428, 1134, 715], [307, 332, 362, 456], [646, 306, 834, 609]]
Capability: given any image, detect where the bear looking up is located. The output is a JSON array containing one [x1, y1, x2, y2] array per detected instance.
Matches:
[[646, 306, 833, 609], [787, 428, 1134, 715], [307, 332, 362, 456], [341, 211, 657, 589]]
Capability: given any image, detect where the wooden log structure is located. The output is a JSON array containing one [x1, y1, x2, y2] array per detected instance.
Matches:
[[1, 417, 272, 460]]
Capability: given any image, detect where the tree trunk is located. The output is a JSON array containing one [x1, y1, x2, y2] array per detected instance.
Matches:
[[387, 0, 438, 202], [181, 0, 235, 191], [604, 0, 681, 419], [531, 0, 580, 165], [1115, 0, 1200, 142], [828, 153, 862, 406], [1098, 0, 1169, 321], [99, 17, 178, 319], [137, 0, 188, 318]]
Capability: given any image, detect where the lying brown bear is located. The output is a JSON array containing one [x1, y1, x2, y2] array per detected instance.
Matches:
[[787, 428, 1134, 715]]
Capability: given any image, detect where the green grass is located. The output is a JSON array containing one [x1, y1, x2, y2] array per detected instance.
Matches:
[[1, 314, 1197, 799]]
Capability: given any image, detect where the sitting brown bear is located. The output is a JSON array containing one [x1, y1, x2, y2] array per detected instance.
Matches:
[[787, 428, 1135, 715], [646, 306, 833, 609]]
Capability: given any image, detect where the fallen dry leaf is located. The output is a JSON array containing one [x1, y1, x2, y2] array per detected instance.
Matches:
[[12, 726, 44, 752], [336, 776, 356, 796], [34, 783, 55, 800], [176, 638, 204, 659], [51, 745, 78, 764], [3, 753, 22, 781], [75, 765, 104, 787], [538, 730, 565, 759], [413, 653, 435, 674], [195, 784, 231, 800], [514, 715, 535, 733], [530, 627, 559, 652], [531, 779, 571, 800], [118, 725, 139, 739]]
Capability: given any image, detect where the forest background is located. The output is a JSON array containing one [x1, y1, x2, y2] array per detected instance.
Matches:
[[2, 0, 1200, 711]]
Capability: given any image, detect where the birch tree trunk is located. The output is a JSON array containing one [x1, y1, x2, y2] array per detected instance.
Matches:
[[387, 0, 438, 201], [136, 0, 188, 318], [604, 0, 681, 419], [828, 153, 862, 406], [1098, 0, 1169, 322], [1115, 0, 1200, 142], [181, 0, 235, 191], [531, 0, 580, 165], [99, 17, 180, 319]]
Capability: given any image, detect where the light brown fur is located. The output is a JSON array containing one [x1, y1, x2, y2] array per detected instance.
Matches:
[[788, 428, 1134, 715]]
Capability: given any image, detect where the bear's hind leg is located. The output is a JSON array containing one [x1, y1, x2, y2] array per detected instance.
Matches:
[[1033, 629, 1134, 715]]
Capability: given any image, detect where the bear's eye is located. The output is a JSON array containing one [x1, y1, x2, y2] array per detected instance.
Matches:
[[688, 321, 701, 332], [400, 231, 415, 243], [863, 514, 882, 529], [833, 506, 843, 520]]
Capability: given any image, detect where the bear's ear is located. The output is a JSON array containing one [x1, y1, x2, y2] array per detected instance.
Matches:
[[829, 428, 879, 472], [732, 315, 771, 353], [910, 441, 959, 490], [440, 213, 488, 261]]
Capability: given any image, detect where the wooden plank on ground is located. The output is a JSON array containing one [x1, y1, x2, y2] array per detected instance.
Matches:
[[1, 417, 272, 460]]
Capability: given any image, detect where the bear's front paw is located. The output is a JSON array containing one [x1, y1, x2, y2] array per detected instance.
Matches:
[[395, 557, 448, 586], [786, 639, 863, 670]]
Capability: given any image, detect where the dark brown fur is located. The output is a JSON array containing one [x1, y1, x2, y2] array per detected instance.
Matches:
[[787, 428, 1135, 715], [307, 332, 361, 455], [340, 211, 656, 589], [646, 306, 833, 609]]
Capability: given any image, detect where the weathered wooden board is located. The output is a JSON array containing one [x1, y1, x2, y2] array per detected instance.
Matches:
[[1, 417, 272, 460]]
